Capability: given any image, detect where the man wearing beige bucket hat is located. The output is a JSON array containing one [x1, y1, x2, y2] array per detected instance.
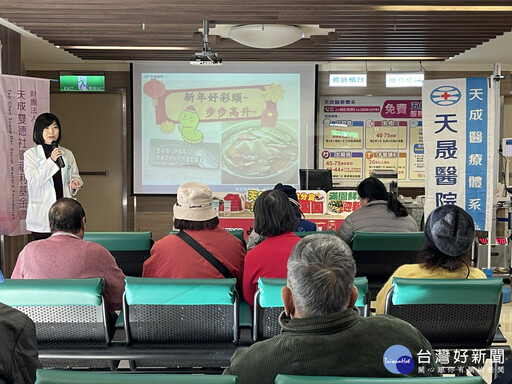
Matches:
[[143, 181, 245, 292]]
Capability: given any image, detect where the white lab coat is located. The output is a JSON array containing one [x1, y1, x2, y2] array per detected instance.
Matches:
[[24, 144, 83, 232]]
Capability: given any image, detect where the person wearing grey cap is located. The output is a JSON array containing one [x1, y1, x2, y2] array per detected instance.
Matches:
[[375, 204, 486, 314], [142, 181, 245, 293], [0, 270, 41, 384]]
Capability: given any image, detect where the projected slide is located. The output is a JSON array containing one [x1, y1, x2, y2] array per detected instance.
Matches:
[[132, 63, 316, 194]]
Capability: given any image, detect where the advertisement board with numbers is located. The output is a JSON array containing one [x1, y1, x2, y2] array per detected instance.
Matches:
[[318, 96, 424, 186]]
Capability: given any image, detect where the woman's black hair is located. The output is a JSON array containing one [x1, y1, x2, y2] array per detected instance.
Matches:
[[417, 246, 471, 277], [33, 113, 62, 145], [174, 217, 219, 231], [357, 176, 408, 217], [253, 189, 299, 237]]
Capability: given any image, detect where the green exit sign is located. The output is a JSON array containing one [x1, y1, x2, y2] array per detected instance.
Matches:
[[59, 75, 105, 92]]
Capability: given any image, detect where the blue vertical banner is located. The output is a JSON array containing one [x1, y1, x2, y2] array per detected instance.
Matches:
[[465, 77, 488, 230], [423, 77, 495, 231]]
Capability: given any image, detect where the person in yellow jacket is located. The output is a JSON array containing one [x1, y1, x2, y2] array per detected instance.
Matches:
[[376, 204, 486, 314]]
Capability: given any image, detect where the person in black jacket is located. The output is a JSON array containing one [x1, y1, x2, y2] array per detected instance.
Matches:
[[0, 270, 40, 384]]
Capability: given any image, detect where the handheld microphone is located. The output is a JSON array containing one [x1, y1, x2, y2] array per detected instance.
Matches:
[[51, 141, 65, 168]]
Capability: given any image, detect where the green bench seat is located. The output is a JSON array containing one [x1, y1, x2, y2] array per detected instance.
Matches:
[[385, 277, 508, 379], [123, 277, 239, 370], [351, 231, 425, 296], [84, 231, 153, 276], [385, 277, 503, 349], [253, 276, 371, 342], [0, 278, 113, 370], [35, 369, 238, 384]]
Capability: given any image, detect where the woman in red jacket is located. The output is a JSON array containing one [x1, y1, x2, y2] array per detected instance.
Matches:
[[243, 189, 302, 306]]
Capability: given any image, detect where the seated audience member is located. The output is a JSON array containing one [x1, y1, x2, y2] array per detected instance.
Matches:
[[336, 176, 417, 244], [493, 355, 512, 384], [11, 198, 125, 313], [376, 204, 486, 314], [224, 235, 439, 384], [243, 189, 301, 305], [142, 181, 245, 293], [0, 270, 41, 384], [246, 183, 315, 250]]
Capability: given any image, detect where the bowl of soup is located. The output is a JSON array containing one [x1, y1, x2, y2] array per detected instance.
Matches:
[[221, 120, 299, 183]]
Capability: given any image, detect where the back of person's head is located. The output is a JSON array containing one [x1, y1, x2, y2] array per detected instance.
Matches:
[[253, 189, 298, 237], [287, 235, 356, 318], [49, 197, 85, 234], [274, 183, 303, 220], [33, 112, 62, 145], [173, 181, 219, 230], [419, 204, 475, 272], [357, 176, 407, 217]]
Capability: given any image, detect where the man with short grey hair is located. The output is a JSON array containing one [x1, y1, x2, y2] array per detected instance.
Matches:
[[224, 235, 439, 384]]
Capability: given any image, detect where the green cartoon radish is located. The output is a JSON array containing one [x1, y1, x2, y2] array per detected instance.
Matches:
[[177, 106, 203, 144]]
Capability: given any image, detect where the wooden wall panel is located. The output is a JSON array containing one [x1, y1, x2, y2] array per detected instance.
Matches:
[[133, 196, 176, 241], [0, 25, 21, 76], [4, 1, 512, 63], [3, 235, 29, 278]]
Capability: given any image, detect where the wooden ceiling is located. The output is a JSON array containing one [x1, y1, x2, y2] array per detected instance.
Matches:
[[2, 1, 512, 62]]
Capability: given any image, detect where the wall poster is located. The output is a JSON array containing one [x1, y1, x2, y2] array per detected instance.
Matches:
[[0, 74, 50, 236], [318, 96, 424, 186]]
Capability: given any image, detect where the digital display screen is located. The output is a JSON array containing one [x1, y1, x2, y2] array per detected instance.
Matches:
[[478, 237, 507, 245], [502, 138, 512, 157]]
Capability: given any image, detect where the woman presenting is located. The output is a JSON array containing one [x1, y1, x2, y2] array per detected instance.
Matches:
[[24, 113, 83, 239]]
